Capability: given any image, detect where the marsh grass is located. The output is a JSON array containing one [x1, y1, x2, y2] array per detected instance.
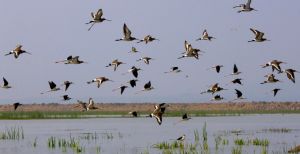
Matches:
[[252, 138, 269, 146], [1, 108, 300, 119], [0, 126, 24, 140], [47, 135, 85, 153]]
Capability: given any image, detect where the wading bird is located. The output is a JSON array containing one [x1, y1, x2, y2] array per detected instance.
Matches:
[[112, 85, 128, 95], [13, 102, 22, 111], [87, 77, 113, 88], [196, 29, 215, 41], [1, 77, 11, 89], [261, 60, 286, 73], [164, 67, 182, 73], [284, 69, 298, 83], [62, 81, 73, 91], [137, 57, 153, 65], [137, 35, 159, 44], [41, 81, 61, 94], [233, 0, 257, 13], [182, 113, 191, 121], [4, 45, 31, 59], [248, 28, 269, 42], [177, 134, 186, 141], [115, 23, 139, 42], [86, 9, 111, 31], [106, 59, 126, 71]]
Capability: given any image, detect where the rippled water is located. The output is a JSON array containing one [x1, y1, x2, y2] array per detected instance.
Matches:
[[0, 114, 299, 154]]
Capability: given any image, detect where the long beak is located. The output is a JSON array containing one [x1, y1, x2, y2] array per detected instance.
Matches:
[[25, 51, 32, 55]]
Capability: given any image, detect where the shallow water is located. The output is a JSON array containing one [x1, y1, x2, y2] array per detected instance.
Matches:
[[0, 114, 299, 154]]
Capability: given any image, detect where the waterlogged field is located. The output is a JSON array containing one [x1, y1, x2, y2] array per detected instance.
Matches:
[[0, 114, 299, 154]]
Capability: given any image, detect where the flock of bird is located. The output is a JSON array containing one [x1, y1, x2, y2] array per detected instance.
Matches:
[[1, 0, 299, 126]]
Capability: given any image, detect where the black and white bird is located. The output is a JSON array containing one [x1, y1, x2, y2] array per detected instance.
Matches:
[[176, 134, 186, 142], [113, 85, 128, 95], [1, 77, 12, 89], [41, 81, 60, 94], [164, 67, 182, 73], [128, 111, 138, 117], [13, 102, 22, 111], [62, 95, 72, 101], [196, 29, 215, 41], [272, 88, 281, 97], [128, 79, 138, 88], [233, 89, 247, 101], [62, 81, 73, 91]]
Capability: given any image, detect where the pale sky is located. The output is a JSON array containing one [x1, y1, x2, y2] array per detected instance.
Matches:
[[1, 0, 300, 104]]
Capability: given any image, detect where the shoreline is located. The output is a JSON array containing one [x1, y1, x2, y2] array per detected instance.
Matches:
[[0, 102, 299, 119]]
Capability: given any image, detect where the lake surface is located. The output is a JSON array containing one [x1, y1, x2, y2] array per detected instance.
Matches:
[[0, 114, 299, 154]]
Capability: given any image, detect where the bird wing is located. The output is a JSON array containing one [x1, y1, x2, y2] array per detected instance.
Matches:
[[132, 69, 138, 78], [49, 81, 56, 89], [235, 89, 242, 98], [245, 0, 251, 9], [3, 77, 9, 86], [123, 23, 132, 38], [233, 64, 238, 73], [286, 70, 295, 81], [14, 45, 22, 51], [95, 9, 103, 20], [65, 83, 70, 91], [144, 81, 151, 89], [184, 40, 189, 51], [257, 31, 264, 40]]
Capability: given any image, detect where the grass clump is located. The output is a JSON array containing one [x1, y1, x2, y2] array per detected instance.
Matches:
[[0, 126, 24, 140], [252, 138, 269, 146]]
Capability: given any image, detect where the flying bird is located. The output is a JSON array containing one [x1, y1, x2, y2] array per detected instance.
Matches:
[[211, 95, 224, 101], [4, 45, 31, 59], [13, 102, 22, 111], [226, 64, 241, 76], [136, 81, 154, 94], [87, 77, 113, 88], [248, 28, 269, 42], [230, 78, 243, 85], [87, 98, 98, 111], [112, 85, 128, 95], [260, 74, 281, 84], [41, 81, 61, 94], [86, 9, 111, 31], [261, 60, 286, 73], [55, 56, 87, 64], [62, 95, 72, 101], [128, 79, 138, 88], [1, 77, 12, 89], [201, 83, 227, 95], [129, 46, 139, 53], [233, 0, 257, 13], [196, 29, 215, 41], [272, 88, 281, 97], [207, 65, 223, 73], [123, 66, 142, 78], [115, 23, 139, 41], [106, 59, 126, 71], [137, 57, 153, 65], [149, 103, 165, 125], [62, 81, 73, 91], [233, 89, 247, 101], [164, 67, 182, 73], [137, 35, 159, 44], [284, 69, 298, 83], [178, 40, 203, 60]]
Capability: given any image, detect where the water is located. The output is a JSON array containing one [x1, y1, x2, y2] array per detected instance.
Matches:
[[0, 114, 299, 154]]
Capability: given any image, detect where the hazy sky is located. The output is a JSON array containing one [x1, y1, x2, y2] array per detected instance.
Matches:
[[1, 0, 300, 104]]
